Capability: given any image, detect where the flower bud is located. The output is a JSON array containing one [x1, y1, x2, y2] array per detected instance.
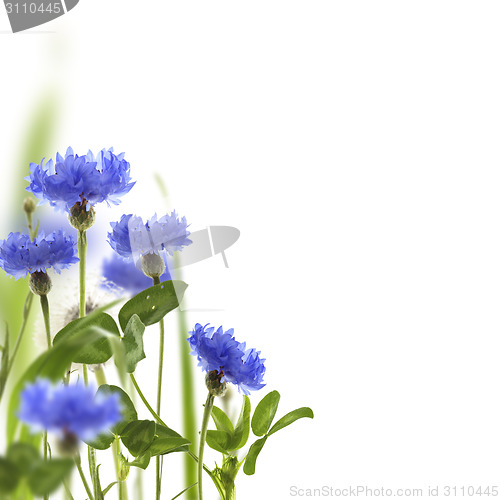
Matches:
[[119, 453, 130, 481], [206, 370, 227, 397], [69, 200, 96, 231], [29, 271, 52, 296], [23, 197, 36, 215], [141, 253, 165, 279], [56, 430, 79, 456]]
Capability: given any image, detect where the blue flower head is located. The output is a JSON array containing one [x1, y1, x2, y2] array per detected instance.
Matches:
[[19, 379, 122, 442], [101, 253, 172, 296], [0, 230, 78, 280], [187, 323, 266, 395], [107, 211, 192, 262], [25, 147, 135, 213]]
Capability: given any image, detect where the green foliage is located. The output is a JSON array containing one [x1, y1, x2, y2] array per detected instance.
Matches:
[[121, 420, 190, 468], [0, 443, 73, 497], [121, 314, 146, 373], [0, 328, 9, 402], [27, 459, 74, 496], [251, 390, 280, 437], [242, 437, 267, 476], [118, 280, 188, 331], [53, 312, 120, 364]]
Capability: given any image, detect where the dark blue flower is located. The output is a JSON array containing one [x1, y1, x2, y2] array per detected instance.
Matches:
[[18, 380, 122, 441], [0, 230, 78, 280], [101, 253, 172, 296], [107, 211, 192, 261], [188, 323, 266, 395], [25, 147, 135, 212]]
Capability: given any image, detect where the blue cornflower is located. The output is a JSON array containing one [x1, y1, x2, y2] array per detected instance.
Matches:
[[101, 253, 172, 296], [188, 323, 266, 395], [0, 230, 78, 280], [25, 147, 135, 213], [108, 212, 192, 261], [19, 379, 122, 441]]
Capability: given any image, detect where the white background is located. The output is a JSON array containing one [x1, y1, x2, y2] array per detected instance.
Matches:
[[2, 1, 500, 499]]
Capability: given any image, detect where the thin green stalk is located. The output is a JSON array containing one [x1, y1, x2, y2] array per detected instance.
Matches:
[[152, 276, 165, 500], [75, 453, 94, 500], [62, 479, 74, 500], [95, 366, 128, 500], [1, 292, 33, 400], [198, 392, 215, 500], [78, 230, 86, 319], [40, 294, 51, 348], [40, 293, 51, 500], [177, 304, 198, 498], [129, 374, 219, 488]]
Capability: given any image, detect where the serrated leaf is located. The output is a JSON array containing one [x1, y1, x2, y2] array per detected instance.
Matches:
[[242, 436, 267, 476], [27, 458, 74, 496], [229, 395, 251, 450], [0, 457, 20, 493], [7, 443, 40, 473], [211, 406, 234, 435], [251, 391, 280, 437], [53, 312, 120, 364], [268, 407, 314, 436], [206, 430, 232, 454], [121, 420, 156, 457], [122, 314, 146, 373], [118, 280, 188, 331]]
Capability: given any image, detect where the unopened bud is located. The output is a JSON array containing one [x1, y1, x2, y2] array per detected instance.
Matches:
[[141, 253, 165, 279], [29, 271, 52, 296], [23, 197, 36, 215], [69, 200, 96, 231], [206, 370, 227, 397]]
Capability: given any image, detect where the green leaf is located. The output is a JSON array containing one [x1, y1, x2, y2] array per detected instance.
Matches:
[[121, 420, 156, 457], [206, 430, 232, 454], [118, 280, 188, 331], [85, 382, 139, 450], [229, 395, 251, 450], [211, 406, 234, 435], [7, 443, 40, 473], [27, 459, 74, 496], [0, 457, 20, 493], [251, 391, 280, 437], [148, 423, 190, 456], [122, 314, 146, 373], [7, 321, 119, 442], [103, 481, 118, 496], [268, 407, 314, 436], [128, 452, 151, 470], [53, 312, 120, 364], [242, 436, 267, 476]]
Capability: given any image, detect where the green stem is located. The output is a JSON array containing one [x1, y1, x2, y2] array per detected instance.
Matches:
[[198, 392, 215, 500], [40, 294, 51, 348], [129, 374, 220, 489], [152, 276, 165, 500], [78, 230, 86, 319], [1, 292, 33, 402], [95, 366, 128, 500], [40, 293, 51, 500], [177, 303, 198, 499], [75, 453, 94, 500]]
